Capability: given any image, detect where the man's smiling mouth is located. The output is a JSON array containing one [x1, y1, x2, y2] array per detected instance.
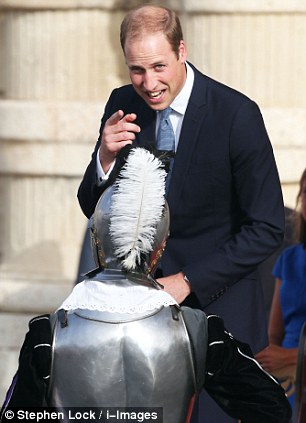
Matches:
[[147, 90, 164, 99]]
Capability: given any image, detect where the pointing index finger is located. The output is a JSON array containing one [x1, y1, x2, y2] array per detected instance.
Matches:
[[108, 110, 125, 125]]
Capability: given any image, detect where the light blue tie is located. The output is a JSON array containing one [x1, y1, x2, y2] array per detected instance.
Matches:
[[156, 107, 175, 151], [156, 107, 175, 194]]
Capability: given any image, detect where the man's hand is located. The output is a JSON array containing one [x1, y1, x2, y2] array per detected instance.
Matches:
[[99, 110, 141, 173], [156, 271, 191, 304]]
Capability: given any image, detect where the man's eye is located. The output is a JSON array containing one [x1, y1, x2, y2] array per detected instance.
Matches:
[[130, 67, 143, 74]]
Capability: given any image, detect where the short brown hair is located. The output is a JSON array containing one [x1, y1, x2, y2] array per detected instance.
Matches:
[[295, 168, 306, 245], [120, 5, 183, 59]]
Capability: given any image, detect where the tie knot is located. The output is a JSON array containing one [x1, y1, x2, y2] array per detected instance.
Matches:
[[160, 107, 172, 121]]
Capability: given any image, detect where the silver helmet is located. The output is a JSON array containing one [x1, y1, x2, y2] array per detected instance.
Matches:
[[90, 148, 169, 275]]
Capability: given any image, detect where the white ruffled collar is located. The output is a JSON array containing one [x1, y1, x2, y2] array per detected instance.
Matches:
[[58, 279, 177, 314]]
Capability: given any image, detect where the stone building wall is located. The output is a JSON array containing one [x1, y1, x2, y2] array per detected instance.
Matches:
[[0, 0, 305, 401]]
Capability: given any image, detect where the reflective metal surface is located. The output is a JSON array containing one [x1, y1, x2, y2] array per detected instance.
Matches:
[[91, 186, 170, 274], [49, 305, 198, 423]]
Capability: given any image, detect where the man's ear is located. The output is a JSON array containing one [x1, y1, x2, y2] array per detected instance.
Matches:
[[178, 40, 187, 63]]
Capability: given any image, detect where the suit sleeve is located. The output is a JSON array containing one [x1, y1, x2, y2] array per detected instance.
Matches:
[[183, 100, 285, 306]]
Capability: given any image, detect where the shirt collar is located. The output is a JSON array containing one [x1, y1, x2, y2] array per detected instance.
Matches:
[[170, 62, 194, 115]]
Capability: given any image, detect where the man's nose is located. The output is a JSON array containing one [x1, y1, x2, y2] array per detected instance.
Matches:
[[142, 71, 158, 91]]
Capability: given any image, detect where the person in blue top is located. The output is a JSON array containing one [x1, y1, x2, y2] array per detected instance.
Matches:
[[256, 167, 306, 409]]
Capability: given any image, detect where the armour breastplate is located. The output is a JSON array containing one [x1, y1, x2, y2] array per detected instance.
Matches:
[[48, 305, 202, 423]]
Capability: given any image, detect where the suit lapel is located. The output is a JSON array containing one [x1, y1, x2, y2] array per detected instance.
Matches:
[[167, 69, 210, 213]]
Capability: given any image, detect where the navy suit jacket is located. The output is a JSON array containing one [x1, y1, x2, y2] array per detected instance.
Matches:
[[78, 64, 284, 353]]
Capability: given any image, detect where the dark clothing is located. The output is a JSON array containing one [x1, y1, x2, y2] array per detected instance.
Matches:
[[77, 64, 284, 355]]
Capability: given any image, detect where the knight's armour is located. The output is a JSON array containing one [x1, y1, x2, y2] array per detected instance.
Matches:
[[48, 148, 208, 423], [48, 274, 207, 423]]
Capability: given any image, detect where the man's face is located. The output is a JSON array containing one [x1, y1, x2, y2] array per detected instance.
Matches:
[[124, 32, 187, 111]]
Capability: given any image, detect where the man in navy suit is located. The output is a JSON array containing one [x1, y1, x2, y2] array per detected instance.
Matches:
[[77, 5, 284, 422]]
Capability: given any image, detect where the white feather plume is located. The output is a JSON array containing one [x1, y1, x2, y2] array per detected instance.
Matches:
[[109, 148, 166, 270]]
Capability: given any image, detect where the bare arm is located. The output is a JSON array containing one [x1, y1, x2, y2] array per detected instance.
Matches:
[[255, 278, 298, 372], [269, 278, 285, 345]]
